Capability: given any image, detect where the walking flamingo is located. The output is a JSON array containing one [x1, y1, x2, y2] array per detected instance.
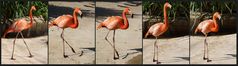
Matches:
[[96, 7, 133, 60], [144, 2, 171, 64], [194, 12, 221, 62], [49, 7, 83, 58], [3, 6, 36, 60]]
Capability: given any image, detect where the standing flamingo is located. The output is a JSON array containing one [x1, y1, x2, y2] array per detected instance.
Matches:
[[144, 2, 171, 64], [194, 12, 221, 62], [96, 7, 133, 60], [49, 7, 83, 58], [3, 6, 36, 60]]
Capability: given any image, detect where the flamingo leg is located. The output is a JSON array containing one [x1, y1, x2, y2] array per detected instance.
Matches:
[[155, 37, 161, 64], [203, 35, 207, 60], [205, 35, 212, 62], [10, 32, 20, 60], [104, 30, 119, 60], [153, 37, 157, 62], [113, 30, 119, 59], [62, 33, 76, 53], [20, 32, 33, 58], [61, 29, 68, 58]]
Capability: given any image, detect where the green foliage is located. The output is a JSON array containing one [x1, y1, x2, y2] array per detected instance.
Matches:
[[0, 1, 48, 23], [190, 0, 236, 14], [142, 0, 190, 21]]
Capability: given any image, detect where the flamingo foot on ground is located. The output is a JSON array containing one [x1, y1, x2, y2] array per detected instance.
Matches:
[[63, 55, 69, 58], [113, 56, 119, 60], [28, 55, 34, 58], [156, 61, 161, 64], [203, 57, 208, 60], [153, 59, 157, 62], [10, 58, 16, 60], [207, 59, 212, 62]]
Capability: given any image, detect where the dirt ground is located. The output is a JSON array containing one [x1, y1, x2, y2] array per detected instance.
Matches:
[[48, 1, 95, 64], [143, 36, 189, 64], [190, 34, 236, 64], [96, 1, 143, 64], [1, 36, 48, 64]]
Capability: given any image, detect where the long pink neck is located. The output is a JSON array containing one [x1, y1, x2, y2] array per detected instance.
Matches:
[[163, 5, 169, 26], [28, 8, 33, 28], [120, 11, 129, 29], [70, 10, 79, 28], [211, 15, 219, 32]]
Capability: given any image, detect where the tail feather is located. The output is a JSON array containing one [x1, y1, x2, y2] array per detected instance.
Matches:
[[3, 29, 14, 38], [194, 28, 198, 34], [48, 21, 56, 28], [96, 23, 103, 30], [144, 31, 150, 38], [48, 22, 53, 28]]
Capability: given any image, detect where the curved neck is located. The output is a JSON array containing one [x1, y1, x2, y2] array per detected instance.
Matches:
[[28, 8, 34, 28], [120, 11, 129, 29], [163, 5, 169, 26], [27, 9, 33, 28], [71, 10, 79, 28], [211, 16, 219, 32]]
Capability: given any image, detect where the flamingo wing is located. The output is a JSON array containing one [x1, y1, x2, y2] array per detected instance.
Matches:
[[9, 18, 29, 32], [101, 16, 123, 30], [3, 18, 29, 37], [196, 20, 214, 34], [147, 23, 165, 37], [52, 15, 74, 28]]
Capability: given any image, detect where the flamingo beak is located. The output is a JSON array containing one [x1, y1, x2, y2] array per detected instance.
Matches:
[[32, 6, 36, 11], [168, 4, 172, 8], [218, 15, 223, 26], [129, 11, 134, 18], [78, 10, 83, 18]]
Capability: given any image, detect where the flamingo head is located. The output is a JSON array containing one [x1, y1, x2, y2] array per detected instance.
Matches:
[[124, 7, 134, 18], [214, 12, 221, 20], [75, 7, 83, 18], [214, 12, 223, 26], [165, 2, 172, 9], [31, 6, 36, 11]]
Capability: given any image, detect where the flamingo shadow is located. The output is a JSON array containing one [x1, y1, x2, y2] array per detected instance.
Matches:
[[226, 54, 236, 57], [175, 57, 190, 61], [121, 48, 142, 59], [210, 57, 235, 62], [66, 47, 95, 58], [160, 56, 189, 64], [129, 48, 142, 52], [207, 54, 236, 62], [67, 51, 84, 57], [80, 47, 95, 52]]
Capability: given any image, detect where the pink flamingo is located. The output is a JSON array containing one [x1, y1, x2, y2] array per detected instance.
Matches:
[[49, 7, 83, 58], [96, 7, 133, 60], [3, 6, 36, 60], [144, 2, 172, 64], [194, 12, 221, 62]]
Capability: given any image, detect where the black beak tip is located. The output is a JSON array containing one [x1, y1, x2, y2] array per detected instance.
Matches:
[[131, 14, 134, 18], [80, 14, 83, 18]]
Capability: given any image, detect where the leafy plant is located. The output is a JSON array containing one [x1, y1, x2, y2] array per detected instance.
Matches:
[[0, 1, 48, 24], [190, 0, 236, 14], [143, 0, 190, 22], [0, 1, 48, 37]]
